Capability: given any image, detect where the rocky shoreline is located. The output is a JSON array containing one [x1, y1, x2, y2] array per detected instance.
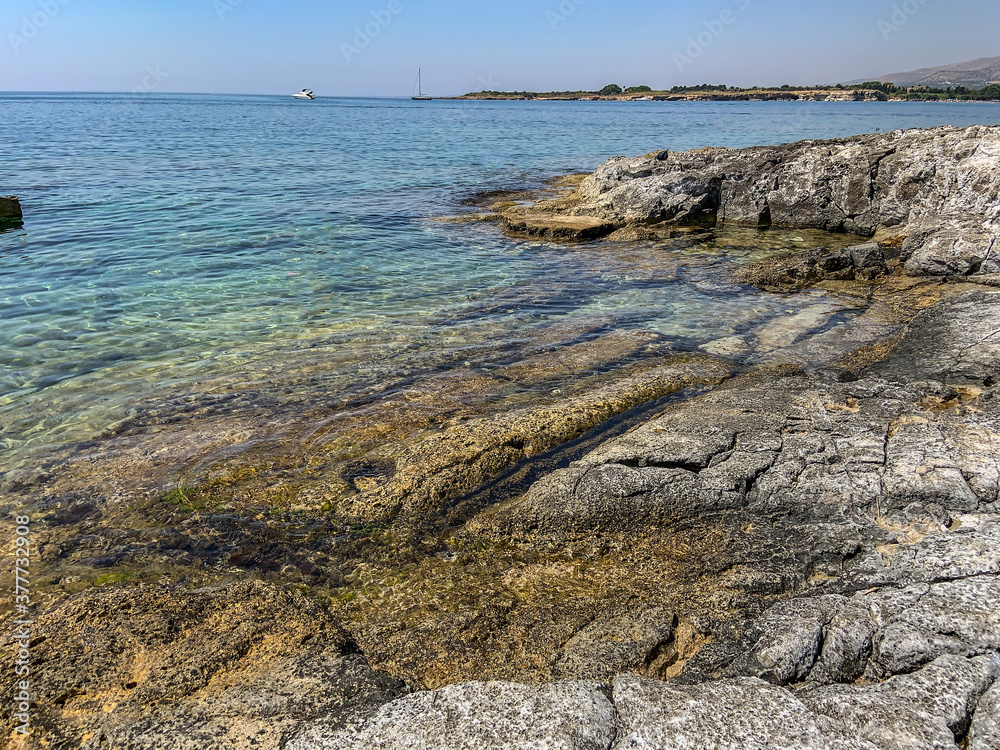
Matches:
[[4, 125, 1000, 749], [457, 88, 889, 102], [497, 124, 1000, 277]]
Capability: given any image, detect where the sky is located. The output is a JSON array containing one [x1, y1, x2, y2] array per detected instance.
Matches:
[[1, 0, 997, 96]]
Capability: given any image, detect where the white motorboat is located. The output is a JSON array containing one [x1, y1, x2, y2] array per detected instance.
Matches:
[[293, 89, 316, 100]]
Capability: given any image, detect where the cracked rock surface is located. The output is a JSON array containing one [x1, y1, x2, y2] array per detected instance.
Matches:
[[333, 282, 1000, 749]]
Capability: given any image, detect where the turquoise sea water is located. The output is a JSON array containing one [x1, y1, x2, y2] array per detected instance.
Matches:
[[2, 94, 1000, 466]]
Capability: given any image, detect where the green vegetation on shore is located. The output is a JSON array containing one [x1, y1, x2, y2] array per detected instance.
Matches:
[[458, 81, 1000, 102]]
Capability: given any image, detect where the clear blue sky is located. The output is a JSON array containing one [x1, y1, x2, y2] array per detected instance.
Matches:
[[2, 0, 997, 96]]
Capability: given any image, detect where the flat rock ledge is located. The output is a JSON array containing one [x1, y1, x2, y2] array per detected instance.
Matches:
[[291, 656, 1000, 750], [502, 211, 619, 241], [499, 125, 1000, 280]]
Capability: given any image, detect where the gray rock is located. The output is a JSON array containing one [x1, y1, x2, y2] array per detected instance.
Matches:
[[476, 372, 1000, 537], [702, 569, 1000, 686], [969, 678, 1000, 750], [726, 596, 843, 683], [849, 243, 886, 276], [902, 219, 996, 276], [288, 680, 618, 750], [568, 126, 1000, 278], [555, 609, 676, 681], [867, 575, 1000, 675], [809, 599, 878, 684], [612, 674, 876, 749], [869, 290, 1000, 386], [800, 654, 1000, 750], [844, 524, 1000, 589]]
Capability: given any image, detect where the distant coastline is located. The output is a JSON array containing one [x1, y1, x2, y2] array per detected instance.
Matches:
[[453, 82, 1000, 103]]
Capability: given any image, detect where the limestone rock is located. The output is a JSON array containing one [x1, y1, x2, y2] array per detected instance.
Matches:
[[866, 575, 1000, 676], [969, 678, 1000, 750], [869, 290, 1000, 386], [475, 374, 1000, 537], [502, 211, 620, 240], [554, 608, 676, 681], [337, 356, 732, 521], [564, 126, 1000, 278], [800, 654, 1000, 750], [725, 596, 843, 683], [612, 674, 875, 749], [688, 569, 1000, 686], [288, 680, 618, 750]]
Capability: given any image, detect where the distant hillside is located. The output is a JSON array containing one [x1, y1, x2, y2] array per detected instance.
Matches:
[[849, 56, 1000, 88]]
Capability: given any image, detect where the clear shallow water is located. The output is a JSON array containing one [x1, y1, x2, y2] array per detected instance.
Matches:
[[2, 94, 1000, 463]]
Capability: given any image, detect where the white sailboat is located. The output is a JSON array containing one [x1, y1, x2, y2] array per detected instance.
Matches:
[[411, 68, 432, 101], [293, 89, 316, 100]]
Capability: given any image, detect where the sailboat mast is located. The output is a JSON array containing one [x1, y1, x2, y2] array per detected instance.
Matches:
[[412, 67, 430, 100]]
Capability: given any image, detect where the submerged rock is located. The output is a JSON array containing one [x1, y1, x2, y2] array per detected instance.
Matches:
[[336, 355, 733, 522], [14, 580, 407, 750], [502, 211, 620, 240], [553, 608, 677, 681]]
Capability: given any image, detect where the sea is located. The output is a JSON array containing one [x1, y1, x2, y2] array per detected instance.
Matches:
[[2, 94, 1000, 475]]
